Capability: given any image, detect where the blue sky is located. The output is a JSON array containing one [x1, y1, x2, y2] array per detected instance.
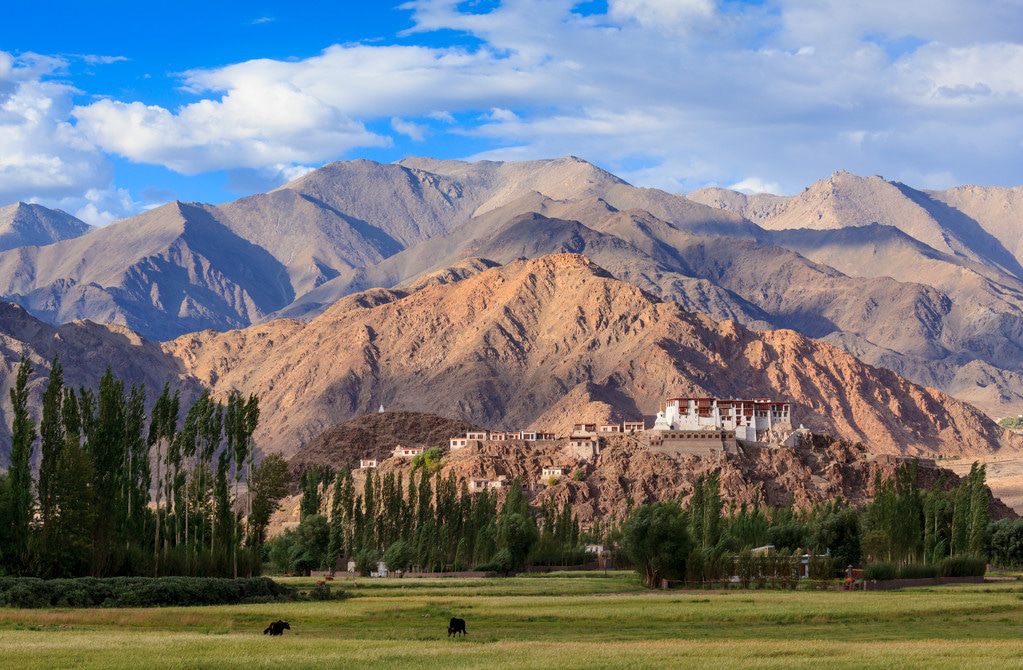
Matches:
[[1, 0, 1022, 225]]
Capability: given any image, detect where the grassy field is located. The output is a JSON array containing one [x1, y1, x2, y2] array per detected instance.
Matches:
[[1, 572, 1022, 669]]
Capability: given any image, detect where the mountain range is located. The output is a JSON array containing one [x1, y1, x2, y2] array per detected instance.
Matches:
[[0, 254, 1014, 468], [0, 157, 1022, 467]]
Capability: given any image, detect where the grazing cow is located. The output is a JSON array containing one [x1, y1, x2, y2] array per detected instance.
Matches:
[[448, 617, 467, 637], [263, 620, 291, 636]]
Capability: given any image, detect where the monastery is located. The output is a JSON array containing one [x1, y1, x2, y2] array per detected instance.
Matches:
[[649, 396, 794, 454]]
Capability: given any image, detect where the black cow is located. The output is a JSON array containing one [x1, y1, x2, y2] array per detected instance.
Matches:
[[448, 617, 467, 637], [263, 620, 291, 636]]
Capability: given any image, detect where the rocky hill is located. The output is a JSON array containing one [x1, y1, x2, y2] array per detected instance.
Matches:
[[288, 411, 481, 476], [296, 433, 1017, 525]]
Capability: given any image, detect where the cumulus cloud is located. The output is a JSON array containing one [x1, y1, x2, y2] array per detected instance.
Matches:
[[0, 51, 113, 205], [6, 0, 1023, 210]]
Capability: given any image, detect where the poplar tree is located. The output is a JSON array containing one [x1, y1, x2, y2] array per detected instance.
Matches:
[[6, 357, 36, 573], [37, 356, 65, 575], [968, 464, 990, 556]]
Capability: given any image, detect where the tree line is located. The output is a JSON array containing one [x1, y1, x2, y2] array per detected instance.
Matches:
[[269, 455, 585, 576], [617, 461, 1006, 587], [0, 357, 288, 578]]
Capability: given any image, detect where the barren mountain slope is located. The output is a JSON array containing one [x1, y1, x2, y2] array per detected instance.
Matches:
[[0, 202, 295, 339], [162, 254, 1014, 459], [0, 203, 92, 251], [0, 301, 201, 468], [687, 187, 793, 225], [268, 194, 1023, 419], [928, 185, 1023, 264]]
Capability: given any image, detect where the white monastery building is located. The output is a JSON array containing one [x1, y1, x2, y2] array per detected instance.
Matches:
[[652, 397, 791, 442]]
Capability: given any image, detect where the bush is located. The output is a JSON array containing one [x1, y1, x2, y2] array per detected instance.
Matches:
[[896, 563, 938, 580], [862, 562, 897, 581], [938, 555, 987, 578], [0, 576, 293, 608], [572, 469, 585, 482]]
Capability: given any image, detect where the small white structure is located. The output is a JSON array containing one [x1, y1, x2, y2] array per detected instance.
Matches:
[[469, 475, 508, 493], [378, 405, 385, 413], [623, 421, 645, 433], [599, 424, 621, 433], [360, 459, 379, 469], [542, 466, 567, 478], [489, 431, 508, 441], [394, 445, 425, 458], [520, 431, 537, 442], [466, 431, 488, 441], [450, 437, 468, 450], [372, 560, 389, 578]]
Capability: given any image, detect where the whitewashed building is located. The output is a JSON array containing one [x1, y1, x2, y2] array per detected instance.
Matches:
[[652, 397, 791, 442]]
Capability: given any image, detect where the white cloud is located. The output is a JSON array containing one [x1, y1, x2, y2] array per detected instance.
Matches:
[[35, 186, 135, 226], [5, 0, 1023, 209], [391, 117, 427, 141], [0, 51, 113, 204], [608, 0, 715, 28], [730, 178, 782, 195]]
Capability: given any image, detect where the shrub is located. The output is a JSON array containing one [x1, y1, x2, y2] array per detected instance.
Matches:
[[0, 576, 293, 608], [938, 555, 987, 578], [572, 469, 585, 482], [896, 563, 938, 580], [862, 562, 897, 581]]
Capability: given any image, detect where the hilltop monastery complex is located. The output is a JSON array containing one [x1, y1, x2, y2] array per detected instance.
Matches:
[[361, 396, 803, 482]]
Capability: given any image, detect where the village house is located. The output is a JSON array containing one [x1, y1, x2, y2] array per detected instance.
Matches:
[[542, 465, 567, 478], [599, 423, 621, 433], [623, 421, 645, 433], [572, 423, 597, 435], [568, 436, 600, 459], [489, 431, 508, 441], [449, 437, 468, 450], [469, 475, 508, 493], [359, 459, 379, 469], [394, 445, 425, 458], [466, 431, 488, 441]]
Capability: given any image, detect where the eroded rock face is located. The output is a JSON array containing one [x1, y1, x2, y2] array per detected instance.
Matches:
[[436, 435, 1018, 523]]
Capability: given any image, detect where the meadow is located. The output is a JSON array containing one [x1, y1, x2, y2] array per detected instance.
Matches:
[[1, 572, 1022, 669]]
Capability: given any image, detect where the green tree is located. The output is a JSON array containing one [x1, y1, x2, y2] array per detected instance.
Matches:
[[620, 500, 692, 588], [37, 356, 64, 575], [6, 357, 36, 574], [968, 464, 990, 556], [383, 538, 414, 575], [247, 453, 291, 548]]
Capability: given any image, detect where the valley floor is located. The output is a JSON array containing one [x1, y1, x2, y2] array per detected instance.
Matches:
[[1, 573, 1021, 669]]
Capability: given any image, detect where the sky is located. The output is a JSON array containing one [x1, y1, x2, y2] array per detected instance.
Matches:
[[1, 0, 1021, 225]]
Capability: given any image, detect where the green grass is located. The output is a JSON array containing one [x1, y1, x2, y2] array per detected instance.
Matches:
[[1, 573, 1022, 668]]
